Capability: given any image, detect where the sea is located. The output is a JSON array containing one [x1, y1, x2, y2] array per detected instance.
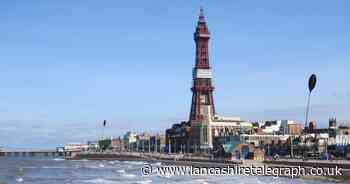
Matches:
[[0, 157, 346, 184]]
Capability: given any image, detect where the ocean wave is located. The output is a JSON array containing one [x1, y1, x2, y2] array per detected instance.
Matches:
[[71, 159, 89, 162], [152, 162, 162, 166], [193, 179, 209, 184], [122, 161, 145, 165], [123, 173, 136, 178], [53, 158, 65, 161], [42, 166, 70, 169], [135, 179, 152, 184], [80, 165, 104, 169], [16, 177, 24, 183], [158, 173, 172, 178], [80, 178, 118, 184], [116, 169, 126, 173]]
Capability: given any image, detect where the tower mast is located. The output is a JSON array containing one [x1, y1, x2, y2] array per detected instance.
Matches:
[[189, 7, 215, 123]]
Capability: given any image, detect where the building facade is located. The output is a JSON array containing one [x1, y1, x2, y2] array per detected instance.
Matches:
[[123, 132, 137, 151]]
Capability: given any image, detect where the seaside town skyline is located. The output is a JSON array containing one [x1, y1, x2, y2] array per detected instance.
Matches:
[[0, 1, 349, 149]]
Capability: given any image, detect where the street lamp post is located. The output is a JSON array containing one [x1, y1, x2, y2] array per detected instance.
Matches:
[[305, 74, 317, 129], [303, 74, 317, 160]]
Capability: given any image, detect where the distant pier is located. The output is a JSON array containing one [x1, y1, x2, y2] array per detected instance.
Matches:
[[0, 147, 64, 157]]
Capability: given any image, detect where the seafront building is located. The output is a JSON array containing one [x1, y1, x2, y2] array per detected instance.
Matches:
[[111, 137, 124, 151], [123, 131, 137, 151], [64, 118, 350, 160], [333, 126, 350, 145], [87, 141, 99, 151], [241, 134, 290, 147], [299, 119, 350, 158], [64, 143, 89, 152], [258, 120, 303, 135], [120, 132, 166, 153], [149, 134, 166, 153]]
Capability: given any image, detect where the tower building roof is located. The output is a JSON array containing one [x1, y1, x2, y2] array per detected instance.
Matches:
[[195, 7, 210, 38]]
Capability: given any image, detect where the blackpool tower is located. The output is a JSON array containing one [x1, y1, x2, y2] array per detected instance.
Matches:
[[189, 8, 215, 152], [189, 7, 215, 123]]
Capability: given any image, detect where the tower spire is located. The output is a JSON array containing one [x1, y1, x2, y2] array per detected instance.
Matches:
[[199, 6, 205, 22]]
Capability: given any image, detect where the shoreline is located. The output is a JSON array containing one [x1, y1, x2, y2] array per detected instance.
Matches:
[[68, 152, 350, 182], [69, 152, 242, 167]]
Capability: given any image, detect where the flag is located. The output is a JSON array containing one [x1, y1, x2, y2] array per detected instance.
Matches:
[[103, 120, 107, 127]]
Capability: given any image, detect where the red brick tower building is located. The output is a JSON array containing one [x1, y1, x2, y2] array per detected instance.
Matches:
[[189, 7, 215, 123], [166, 8, 246, 154], [188, 8, 216, 153]]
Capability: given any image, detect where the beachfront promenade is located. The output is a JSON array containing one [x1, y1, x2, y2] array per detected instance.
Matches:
[[68, 151, 243, 166], [68, 151, 350, 168]]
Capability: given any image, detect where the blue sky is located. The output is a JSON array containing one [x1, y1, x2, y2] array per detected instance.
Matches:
[[0, 1, 349, 149]]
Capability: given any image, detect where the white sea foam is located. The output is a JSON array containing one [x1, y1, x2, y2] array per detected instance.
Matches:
[[72, 159, 89, 162], [123, 173, 136, 178], [193, 179, 209, 184], [158, 173, 172, 178], [256, 179, 265, 184], [135, 179, 152, 184], [53, 158, 65, 161], [42, 166, 69, 169], [82, 178, 118, 184], [116, 169, 125, 173], [16, 177, 24, 182], [108, 161, 115, 165], [122, 161, 145, 165], [82, 165, 110, 169], [86, 166, 100, 169]]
